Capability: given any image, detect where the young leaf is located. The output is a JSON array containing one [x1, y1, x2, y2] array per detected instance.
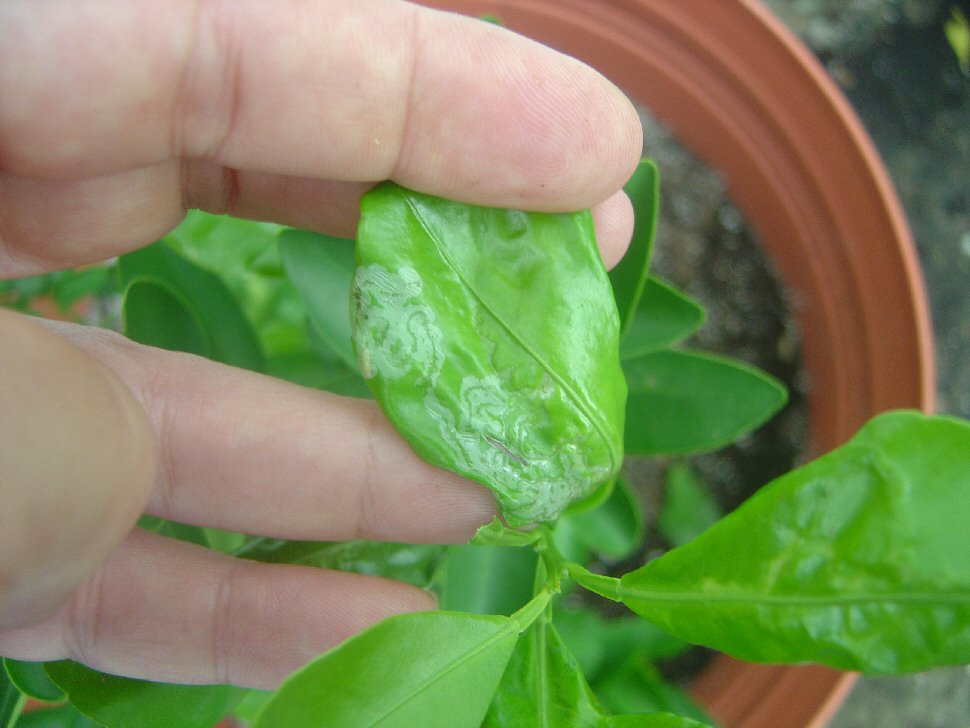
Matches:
[[619, 277, 705, 358], [351, 183, 626, 525], [119, 242, 265, 371], [657, 462, 723, 547], [470, 518, 545, 549], [44, 662, 243, 728], [278, 229, 359, 370], [254, 612, 518, 728], [483, 618, 608, 728], [616, 411, 970, 674], [3, 660, 64, 703], [623, 349, 786, 456], [609, 159, 660, 334]]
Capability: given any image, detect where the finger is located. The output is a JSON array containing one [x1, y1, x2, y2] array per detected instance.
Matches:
[[0, 529, 434, 688], [0, 164, 182, 276], [2, 0, 640, 205], [591, 189, 635, 269], [45, 321, 499, 545], [1, 1, 641, 270], [0, 310, 156, 628], [1, 164, 634, 275]]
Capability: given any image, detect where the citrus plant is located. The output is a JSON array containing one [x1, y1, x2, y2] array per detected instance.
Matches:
[[4, 161, 970, 728]]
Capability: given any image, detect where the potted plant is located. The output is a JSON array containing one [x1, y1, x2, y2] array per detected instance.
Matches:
[[411, 1, 937, 724], [2, 2, 952, 728]]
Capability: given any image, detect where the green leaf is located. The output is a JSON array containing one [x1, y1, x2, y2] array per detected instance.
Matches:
[[165, 211, 283, 276], [122, 279, 210, 356], [137, 515, 210, 547], [592, 657, 713, 725], [162, 212, 309, 359], [623, 349, 786, 456], [606, 714, 713, 728], [620, 277, 705, 358], [44, 662, 243, 728], [13, 703, 99, 728], [254, 611, 517, 728], [564, 475, 644, 560], [564, 478, 616, 517], [1, 666, 25, 728], [119, 241, 265, 371], [945, 6, 970, 72], [235, 538, 443, 589], [3, 660, 64, 703], [483, 618, 607, 727], [470, 518, 545, 548], [616, 411, 970, 674], [265, 351, 371, 397], [437, 545, 538, 615], [52, 267, 112, 310], [554, 606, 688, 684], [657, 462, 723, 547], [278, 229, 359, 370], [351, 182, 626, 525], [610, 159, 660, 335]]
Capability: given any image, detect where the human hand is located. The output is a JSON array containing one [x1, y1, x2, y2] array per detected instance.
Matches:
[[0, 0, 641, 689]]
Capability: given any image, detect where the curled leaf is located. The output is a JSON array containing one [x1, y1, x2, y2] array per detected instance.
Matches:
[[351, 183, 625, 525]]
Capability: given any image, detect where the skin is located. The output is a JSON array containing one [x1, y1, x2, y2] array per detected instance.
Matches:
[[0, 0, 642, 688]]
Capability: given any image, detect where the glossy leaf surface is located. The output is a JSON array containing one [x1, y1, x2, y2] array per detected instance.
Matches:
[[352, 183, 626, 525], [617, 411, 970, 673], [484, 614, 712, 728], [619, 277, 705, 358], [609, 159, 660, 334], [254, 612, 517, 728], [623, 349, 786, 456], [44, 661, 243, 728], [483, 618, 607, 727], [119, 241, 264, 371]]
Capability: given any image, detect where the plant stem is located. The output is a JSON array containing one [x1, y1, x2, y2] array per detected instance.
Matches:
[[567, 563, 622, 602]]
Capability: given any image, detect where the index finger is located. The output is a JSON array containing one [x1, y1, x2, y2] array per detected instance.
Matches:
[[1, 0, 642, 211]]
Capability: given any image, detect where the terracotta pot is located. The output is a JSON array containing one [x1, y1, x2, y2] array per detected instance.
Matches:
[[419, 1, 935, 727]]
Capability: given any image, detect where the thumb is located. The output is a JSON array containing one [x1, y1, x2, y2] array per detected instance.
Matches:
[[0, 309, 156, 628]]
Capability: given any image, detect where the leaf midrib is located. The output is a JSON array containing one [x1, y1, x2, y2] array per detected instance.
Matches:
[[370, 620, 514, 728], [619, 584, 970, 608], [405, 197, 620, 472]]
